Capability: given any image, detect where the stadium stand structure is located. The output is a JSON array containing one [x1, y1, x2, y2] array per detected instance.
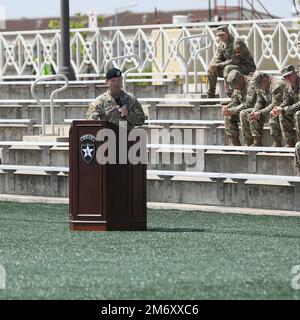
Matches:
[[0, 79, 299, 211]]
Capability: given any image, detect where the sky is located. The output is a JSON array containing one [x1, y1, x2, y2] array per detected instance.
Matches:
[[0, 0, 295, 20]]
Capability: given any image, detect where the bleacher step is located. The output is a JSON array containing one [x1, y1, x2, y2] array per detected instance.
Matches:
[[23, 135, 69, 143]]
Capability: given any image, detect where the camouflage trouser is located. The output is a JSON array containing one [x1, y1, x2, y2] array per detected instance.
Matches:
[[207, 64, 240, 95], [241, 109, 284, 143], [240, 108, 259, 143], [295, 110, 300, 141], [273, 111, 300, 143], [269, 113, 284, 139], [224, 113, 240, 138], [240, 65, 256, 77], [295, 141, 300, 168]]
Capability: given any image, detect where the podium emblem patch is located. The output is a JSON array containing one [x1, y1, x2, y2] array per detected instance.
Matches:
[[80, 134, 96, 164]]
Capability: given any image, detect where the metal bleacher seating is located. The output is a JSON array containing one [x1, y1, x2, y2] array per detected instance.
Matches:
[[0, 78, 298, 211]]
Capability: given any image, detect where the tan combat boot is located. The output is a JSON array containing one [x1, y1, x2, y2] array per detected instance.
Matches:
[[283, 139, 295, 148], [229, 136, 241, 146], [207, 91, 215, 98], [271, 137, 282, 147], [251, 136, 263, 147]]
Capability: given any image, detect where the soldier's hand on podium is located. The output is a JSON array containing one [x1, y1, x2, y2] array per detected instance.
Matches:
[[118, 106, 129, 117]]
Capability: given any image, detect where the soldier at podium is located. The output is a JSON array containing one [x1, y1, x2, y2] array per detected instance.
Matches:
[[86, 68, 146, 129]]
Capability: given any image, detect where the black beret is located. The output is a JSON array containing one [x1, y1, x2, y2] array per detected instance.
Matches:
[[106, 68, 122, 80]]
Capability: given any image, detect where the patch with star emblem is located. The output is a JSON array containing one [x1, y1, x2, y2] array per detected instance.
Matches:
[[80, 134, 96, 164]]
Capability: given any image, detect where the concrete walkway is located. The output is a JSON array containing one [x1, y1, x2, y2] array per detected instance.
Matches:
[[0, 194, 299, 217]]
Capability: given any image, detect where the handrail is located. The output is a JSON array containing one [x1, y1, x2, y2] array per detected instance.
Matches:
[[0, 18, 299, 80], [104, 54, 141, 91], [176, 34, 210, 93], [194, 43, 211, 93], [31, 74, 69, 136]]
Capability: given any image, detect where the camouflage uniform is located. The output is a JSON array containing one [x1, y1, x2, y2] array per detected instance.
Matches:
[[277, 74, 300, 144], [86, 89, 146, 130], [295, 141, 300, 170], [225, 72, 257, 140], [240, 75, 284, 142], [207, 31, 256, 97], [296, 111, 300, 141], [231, 38, 256, 76]]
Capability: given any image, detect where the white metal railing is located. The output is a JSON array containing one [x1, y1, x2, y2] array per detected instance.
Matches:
[[175, 34, 211, 93], [31, 74, 69, 135], [194, 44, 211, 93], [0, 18, 299, 80], [104, 54, 141, 91]]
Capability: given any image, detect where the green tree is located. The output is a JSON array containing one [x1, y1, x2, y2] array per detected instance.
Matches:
[[48, 12, 104, 30], [47, 12, 104, 76]]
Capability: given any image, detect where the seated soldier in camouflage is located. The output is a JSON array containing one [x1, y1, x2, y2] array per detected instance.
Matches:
[[295, 141, 300, 176], [222, 69, 257, 146], [240, 71, 284, 147], [86, 68, 145, 130], [271, 64, 300, 147], [207, 26, 256, 98], [232, 38, 256, 77]]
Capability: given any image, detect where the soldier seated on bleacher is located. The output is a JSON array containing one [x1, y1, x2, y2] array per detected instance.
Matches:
[[295, 141, 300, 176], [207, 26, 256, 98], [271, 64, 300, 147], [222, 69, 257, 146], [240, 71, 284, 147], [232, 38, 256, 77]]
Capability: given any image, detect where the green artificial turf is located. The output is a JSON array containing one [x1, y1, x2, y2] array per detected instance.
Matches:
[[0, 201, 300, 299]]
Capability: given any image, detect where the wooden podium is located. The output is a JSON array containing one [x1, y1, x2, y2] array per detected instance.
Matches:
[[69, 120, 147, 231]]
